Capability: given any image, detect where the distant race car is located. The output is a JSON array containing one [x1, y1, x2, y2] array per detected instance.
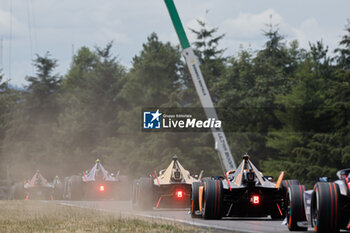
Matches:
[[16, 170, 55, 200], [132, 155, 203, 210], [191, 154, 297, 219], [286, 168, 350, 232], [63, 159, 130, 200]]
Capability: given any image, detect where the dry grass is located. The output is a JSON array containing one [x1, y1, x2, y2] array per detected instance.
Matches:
[[0, 201, 203, 233]]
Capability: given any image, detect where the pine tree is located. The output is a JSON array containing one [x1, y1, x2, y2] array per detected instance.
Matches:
[[190, 19, 226, 102]]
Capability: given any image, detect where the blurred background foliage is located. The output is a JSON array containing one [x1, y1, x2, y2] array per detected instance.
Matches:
[[0, 21, 350, 187]]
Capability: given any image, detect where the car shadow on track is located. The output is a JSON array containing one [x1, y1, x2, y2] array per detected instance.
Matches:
[[221, 217, 280, 221]]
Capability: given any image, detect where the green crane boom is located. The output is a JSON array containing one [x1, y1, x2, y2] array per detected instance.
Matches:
[[163, 0, 237, 172]]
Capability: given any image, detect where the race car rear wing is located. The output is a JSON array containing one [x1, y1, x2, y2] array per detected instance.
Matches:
[[155, 156, 200, 185], [228, 154, 277, 188], [82, 159, 118, 182]]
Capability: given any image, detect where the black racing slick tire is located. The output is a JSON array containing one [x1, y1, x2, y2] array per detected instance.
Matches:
[[281, 180, 300, 217], [311, 182, 340, 233], [202, 179, 223, 220], [132, 179, 139, 210], [63, 177, 70, 200], [287, 185, 307, 231], [138, 177, 153, 210], [191, 182, 200, 218], [282, 180, 300, 196]]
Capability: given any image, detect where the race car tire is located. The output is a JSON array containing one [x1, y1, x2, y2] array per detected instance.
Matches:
[[138, 177, 153, 210], [286, 184, 307, 231], [281, 180, 300, 195], [191, 182, 201, 218], [311, 182, 340, 233], [132, 179, 139, 210], [70, 175, 83, 200], [201, 177, 212, 181], [281, 180, 300, 215], [63, 177, 70, 200], [202, 179, 223, 219], [12, 182, 25, 200]]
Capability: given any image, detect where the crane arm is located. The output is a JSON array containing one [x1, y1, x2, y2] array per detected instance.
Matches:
[[164, 0, 237, 171]]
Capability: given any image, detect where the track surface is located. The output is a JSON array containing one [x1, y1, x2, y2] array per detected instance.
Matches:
[[56, 200, 311, 233]]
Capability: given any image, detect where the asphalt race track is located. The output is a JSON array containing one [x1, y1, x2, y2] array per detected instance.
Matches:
[[55, 200, 311, 233]]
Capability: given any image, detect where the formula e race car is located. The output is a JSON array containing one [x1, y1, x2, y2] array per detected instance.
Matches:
[[20, 170, 55, 200], [286, 168, 350, 232], [132, 155, 203, 210], [63, 159, 130, 200], [191, 154, 297, 219]]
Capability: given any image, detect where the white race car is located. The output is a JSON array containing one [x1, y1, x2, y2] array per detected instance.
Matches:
[[286, 168, 350, 232]]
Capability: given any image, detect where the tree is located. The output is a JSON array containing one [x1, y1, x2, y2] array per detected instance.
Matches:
[[120, 33, 184, 107], [0, 73, 21, 178], [25, 52, 62, 123], [105, 33, 222, 176], [262, 40, 340, 185], [2, 53, 62, 179], [334, 20, 350, 70], [53, 43, 127, 172], [190, 19, 226, 102], [216, 25, 299, 165]]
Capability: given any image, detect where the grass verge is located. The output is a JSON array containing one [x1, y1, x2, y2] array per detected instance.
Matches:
[[0, 201, 203, 233]]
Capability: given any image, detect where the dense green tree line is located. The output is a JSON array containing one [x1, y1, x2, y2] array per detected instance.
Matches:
[[0, 21, 349, 186]]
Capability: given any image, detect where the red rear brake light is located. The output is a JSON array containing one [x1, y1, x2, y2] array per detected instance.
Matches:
[[99, 185, 105, 192], [176, 190, 183, 199], [251, 195, 260, 205]]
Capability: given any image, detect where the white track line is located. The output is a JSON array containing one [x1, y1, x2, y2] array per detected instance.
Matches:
[[135, 213, 262, 233], [55, 201, 264, 233]]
